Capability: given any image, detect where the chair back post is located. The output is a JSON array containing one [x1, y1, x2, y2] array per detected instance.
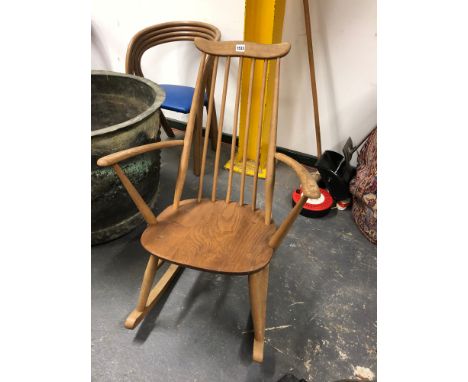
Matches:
[[211, 56, 231, 201], [172, 52, 207, 208], [226, 56, 244, 203], [197, 55, 219, 202], [264, 59, 281, 225]]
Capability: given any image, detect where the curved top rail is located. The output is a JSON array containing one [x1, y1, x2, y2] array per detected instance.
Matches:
[[194, 38, 291, 59]]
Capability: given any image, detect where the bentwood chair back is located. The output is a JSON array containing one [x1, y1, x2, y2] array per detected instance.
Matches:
[[126, 21, 221, 175]]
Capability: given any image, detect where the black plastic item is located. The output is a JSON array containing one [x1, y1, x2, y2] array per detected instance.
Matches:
[[315, 150, 356, 201], [277, 373, 308, 382]]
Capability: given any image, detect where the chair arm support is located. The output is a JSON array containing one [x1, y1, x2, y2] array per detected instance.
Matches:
[[268, 194, 308, 249], [97, 140, 184, 167], [274, 152, 321, 198], [268, 153, 321, 249]]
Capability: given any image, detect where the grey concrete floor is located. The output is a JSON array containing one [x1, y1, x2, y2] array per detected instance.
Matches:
[[92, 132, 377, 382]]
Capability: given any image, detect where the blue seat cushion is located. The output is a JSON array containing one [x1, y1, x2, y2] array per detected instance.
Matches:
[[159, 84, 208, 114]]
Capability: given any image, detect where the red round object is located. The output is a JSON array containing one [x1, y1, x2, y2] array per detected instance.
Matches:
[[292, 187, 333, 218]]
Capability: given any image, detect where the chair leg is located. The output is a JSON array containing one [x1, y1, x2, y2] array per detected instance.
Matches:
[[159, 110, 176, 138], [248, 265, 270, 363], [192, 110, 202, 176], [208, 104, 219, 151], [125, 256, 180, 329], [135, 256, 159, 312], [204, 69, 218, 150]]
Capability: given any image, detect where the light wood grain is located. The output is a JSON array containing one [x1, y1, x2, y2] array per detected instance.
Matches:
[[136, 256, 159, 312], [198, 56, 219, 201], [127, 27, 219, 75], [97, 140, 184, 167], [112, 164, 157, 225], [125, 21, 221, 174], [268, 194, 307, 249], [212, 56, 231, 201], [126, 21, 220, 76], [274, 152, 321, 198], [204, 56, 219, 151], [226, 56, 244, 203], [125, 263, 181, 329], [249, 265, 269, 363], [173, 53, 207, 208], [239, 59, 256, 206], [252, 59, 268, 211], [264, 59, 281, 224], [103, 39, 314, 364], [195, 38, 291, 59], [141, 200, 276, 274]]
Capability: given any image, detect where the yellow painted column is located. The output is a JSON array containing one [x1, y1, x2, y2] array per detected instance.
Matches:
[[224, 0, 286, 178]]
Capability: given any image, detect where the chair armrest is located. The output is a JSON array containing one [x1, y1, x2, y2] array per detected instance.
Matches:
[[96, 139, 184, 225], [97, 140, 184, 167], [274, 152, 321, 199]]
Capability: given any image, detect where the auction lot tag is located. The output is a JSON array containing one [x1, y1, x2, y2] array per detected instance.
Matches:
[[235, 44, 245, 52]]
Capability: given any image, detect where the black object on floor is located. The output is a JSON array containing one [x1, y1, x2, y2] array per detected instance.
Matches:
[[315, 150, 355, 201], [277, 373, 308, 382]]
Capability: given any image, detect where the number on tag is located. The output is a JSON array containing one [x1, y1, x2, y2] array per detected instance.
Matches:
[[235, 44, 245, 53]]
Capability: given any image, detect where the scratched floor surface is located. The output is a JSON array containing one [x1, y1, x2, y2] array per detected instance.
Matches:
[[92, 132, 377, 382]]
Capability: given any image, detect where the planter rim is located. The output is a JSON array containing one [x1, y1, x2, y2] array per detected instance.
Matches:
[[91, 70, 165, 137]]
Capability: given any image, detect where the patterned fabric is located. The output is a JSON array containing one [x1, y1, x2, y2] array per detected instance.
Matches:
[[349, 128, 377, 244]]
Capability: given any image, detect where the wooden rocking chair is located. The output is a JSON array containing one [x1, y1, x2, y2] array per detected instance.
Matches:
[[97, 38, 321, 363]]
